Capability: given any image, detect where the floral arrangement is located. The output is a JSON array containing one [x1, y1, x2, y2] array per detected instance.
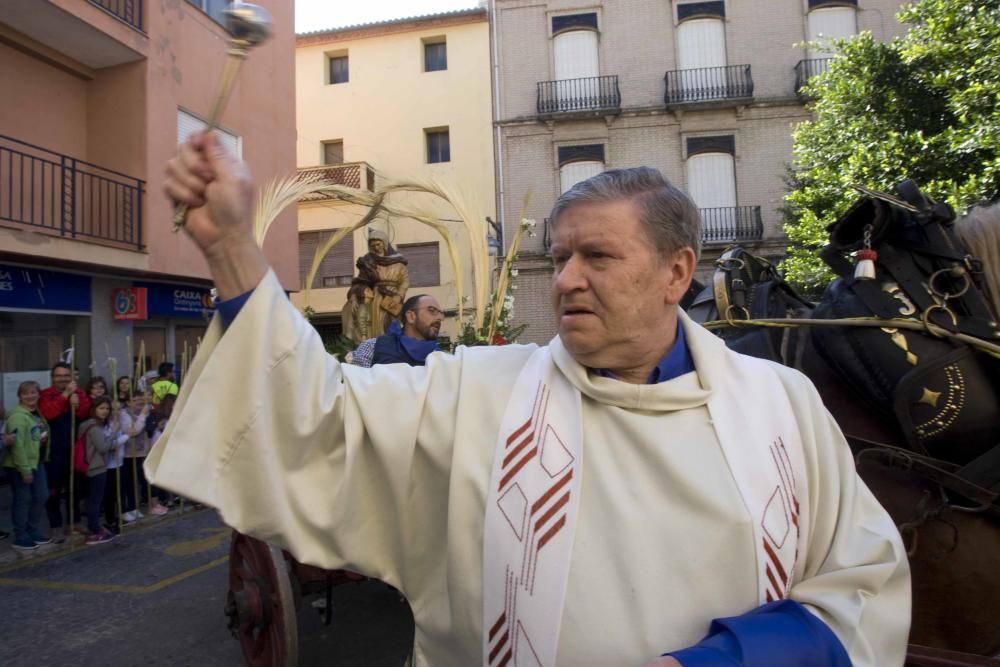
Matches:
[[455, 218, 535, 347]]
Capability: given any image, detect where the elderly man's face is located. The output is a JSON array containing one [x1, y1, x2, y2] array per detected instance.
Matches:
[[550, 198, 693, 372], [369, 238, 386, 256]]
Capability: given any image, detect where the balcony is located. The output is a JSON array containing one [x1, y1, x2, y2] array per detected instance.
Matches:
[[537, 75, 621, 116], [794, 58, 832, 98], [88, 0, 144, 32], [0, 135, 145, 250], [700, 206, 763, 244], [297, 163, 377, 201], [664, 65, 754, 106]]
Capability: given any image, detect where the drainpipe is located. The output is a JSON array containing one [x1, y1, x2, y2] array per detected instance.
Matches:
[[489, 0, 506, 253]]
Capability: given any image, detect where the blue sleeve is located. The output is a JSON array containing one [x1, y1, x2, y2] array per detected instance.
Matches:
[[667, 600, 850, 667], [216, 289, 254, 329]]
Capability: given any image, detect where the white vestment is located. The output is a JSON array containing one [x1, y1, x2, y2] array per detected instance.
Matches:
[[146, 270, 910, 666]]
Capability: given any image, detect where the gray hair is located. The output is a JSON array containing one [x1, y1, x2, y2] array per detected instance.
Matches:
[[548, 167, 702, 260]]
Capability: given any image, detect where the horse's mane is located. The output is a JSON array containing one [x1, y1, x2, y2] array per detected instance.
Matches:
[[955, 202, 1000, 320]]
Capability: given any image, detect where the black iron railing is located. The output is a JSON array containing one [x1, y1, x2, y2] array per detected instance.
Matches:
[[88, 0, 144, 32], [537, 75, 621, 115], [297, 163, 377, 201], [700, 206, 763, 244], [0, 135, 145, 250], [664, 65, 754, 104], [794, 58, 832, 95]]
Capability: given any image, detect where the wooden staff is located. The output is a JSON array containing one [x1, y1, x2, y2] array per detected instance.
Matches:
[[132, 339, 145, 520], [108, 353, 124, 536], [68, 335, 77, 542]]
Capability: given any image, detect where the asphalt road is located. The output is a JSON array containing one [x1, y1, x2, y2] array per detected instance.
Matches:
[[0, 495, 414, 666]]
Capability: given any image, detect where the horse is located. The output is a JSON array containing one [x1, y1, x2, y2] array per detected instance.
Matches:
[[687, 186, 1000, 665]]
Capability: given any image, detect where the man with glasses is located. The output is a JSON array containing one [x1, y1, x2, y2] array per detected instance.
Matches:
[[351, 294, 445, 368], [39, 362, 91, 537]]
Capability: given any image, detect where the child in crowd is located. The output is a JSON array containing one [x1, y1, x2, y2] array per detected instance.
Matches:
[[120, 393, 155, 521], [80, 396, 124, 545], [86, 376, 107, 400], [147, 394, 176, 510], [116, 376, 132, 410], [2, 382, 51, 551]]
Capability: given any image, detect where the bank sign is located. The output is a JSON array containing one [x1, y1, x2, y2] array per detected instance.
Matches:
[[0, 264, 92, 313], [135, 282, 215, 318]]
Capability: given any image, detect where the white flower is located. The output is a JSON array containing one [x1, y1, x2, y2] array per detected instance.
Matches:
[[521, 218, 536, 230], [509, 268, 519, 278]]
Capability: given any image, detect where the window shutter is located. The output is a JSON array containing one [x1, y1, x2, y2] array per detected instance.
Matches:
[[177, 109, 241, 157], [677, 18, 726, 70], [399, 242, 440, 287], [323, 141, 344, 165], [560, 160, 604, 193], [553, 30, 599, 81], [299, 231, 355, 289], [686, 152, 736, 209], [807, 7, 857, 56]]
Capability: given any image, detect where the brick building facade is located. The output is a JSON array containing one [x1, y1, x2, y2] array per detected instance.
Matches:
[[490, 0, 908, 344]]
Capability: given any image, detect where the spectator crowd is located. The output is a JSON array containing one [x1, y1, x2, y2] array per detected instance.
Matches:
[[1, 362, 180, 550]]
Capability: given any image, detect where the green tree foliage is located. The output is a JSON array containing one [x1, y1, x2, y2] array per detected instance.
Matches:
[[783, 0, 1000, 290]]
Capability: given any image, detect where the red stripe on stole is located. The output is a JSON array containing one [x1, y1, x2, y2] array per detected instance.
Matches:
[[506, 417, 533, 449], [534, 491, 570, 532], [765, 564, 784, 600], [762, 537, 788, 584], [497, 647, 513, 667], [499, 447, 537, 490], [530, 469, 573, 515], [502, 431, 534, 468], [489, 612, 506, 641], [536, 514, 567, 551], [489, 630, 509, 663]]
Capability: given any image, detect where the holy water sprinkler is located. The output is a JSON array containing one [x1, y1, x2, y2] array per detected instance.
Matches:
[[172, 2, 272, 230]]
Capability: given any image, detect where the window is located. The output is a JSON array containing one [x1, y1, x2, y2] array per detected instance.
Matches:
[[177, 109, 241, 157], [677, 17, 726, 71], [328, 53, 349, 84], [807, 7, 858, 56], [424, 39, 447, 72], [398, 242, 440, 287], [322, 140, 344, 165], [553, 29, 599, 81], [299, 231, 354, 289], [558, 144, 605, 193], [185, 0, 228, 25], [686, 137, 737, 233], [425, 128, 450, 163]]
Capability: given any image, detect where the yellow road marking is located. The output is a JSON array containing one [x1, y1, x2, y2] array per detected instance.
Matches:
[[0, 508, 211, 576], [165, 527, 230, 557], [0, 555, 228, 594]]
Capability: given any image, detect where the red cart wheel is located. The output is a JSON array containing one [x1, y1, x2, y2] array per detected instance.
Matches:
[[225, 531, 299, 667]]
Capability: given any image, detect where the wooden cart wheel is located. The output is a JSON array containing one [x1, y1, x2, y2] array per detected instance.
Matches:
[[225, 531, 299, 667]]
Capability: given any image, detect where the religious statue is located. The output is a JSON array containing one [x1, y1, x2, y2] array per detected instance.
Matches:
[[342, 230, 409, 344]]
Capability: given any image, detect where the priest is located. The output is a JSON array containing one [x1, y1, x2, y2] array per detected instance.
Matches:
[[151, 132, 910, 667]]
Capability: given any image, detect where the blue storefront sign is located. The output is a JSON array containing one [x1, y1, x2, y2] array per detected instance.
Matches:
[[0, 264, 92, 313], [135, 281, 215, 318]]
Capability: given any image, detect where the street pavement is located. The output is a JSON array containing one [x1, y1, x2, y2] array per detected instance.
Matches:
[[0, 486, 414, 666]]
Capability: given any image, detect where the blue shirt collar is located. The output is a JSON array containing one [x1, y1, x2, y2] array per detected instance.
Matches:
[[389, 320, 440, 362], [594, 320, 696, 384]]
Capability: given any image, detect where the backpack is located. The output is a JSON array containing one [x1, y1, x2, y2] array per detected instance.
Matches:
[[73, 423, 97, 474]]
